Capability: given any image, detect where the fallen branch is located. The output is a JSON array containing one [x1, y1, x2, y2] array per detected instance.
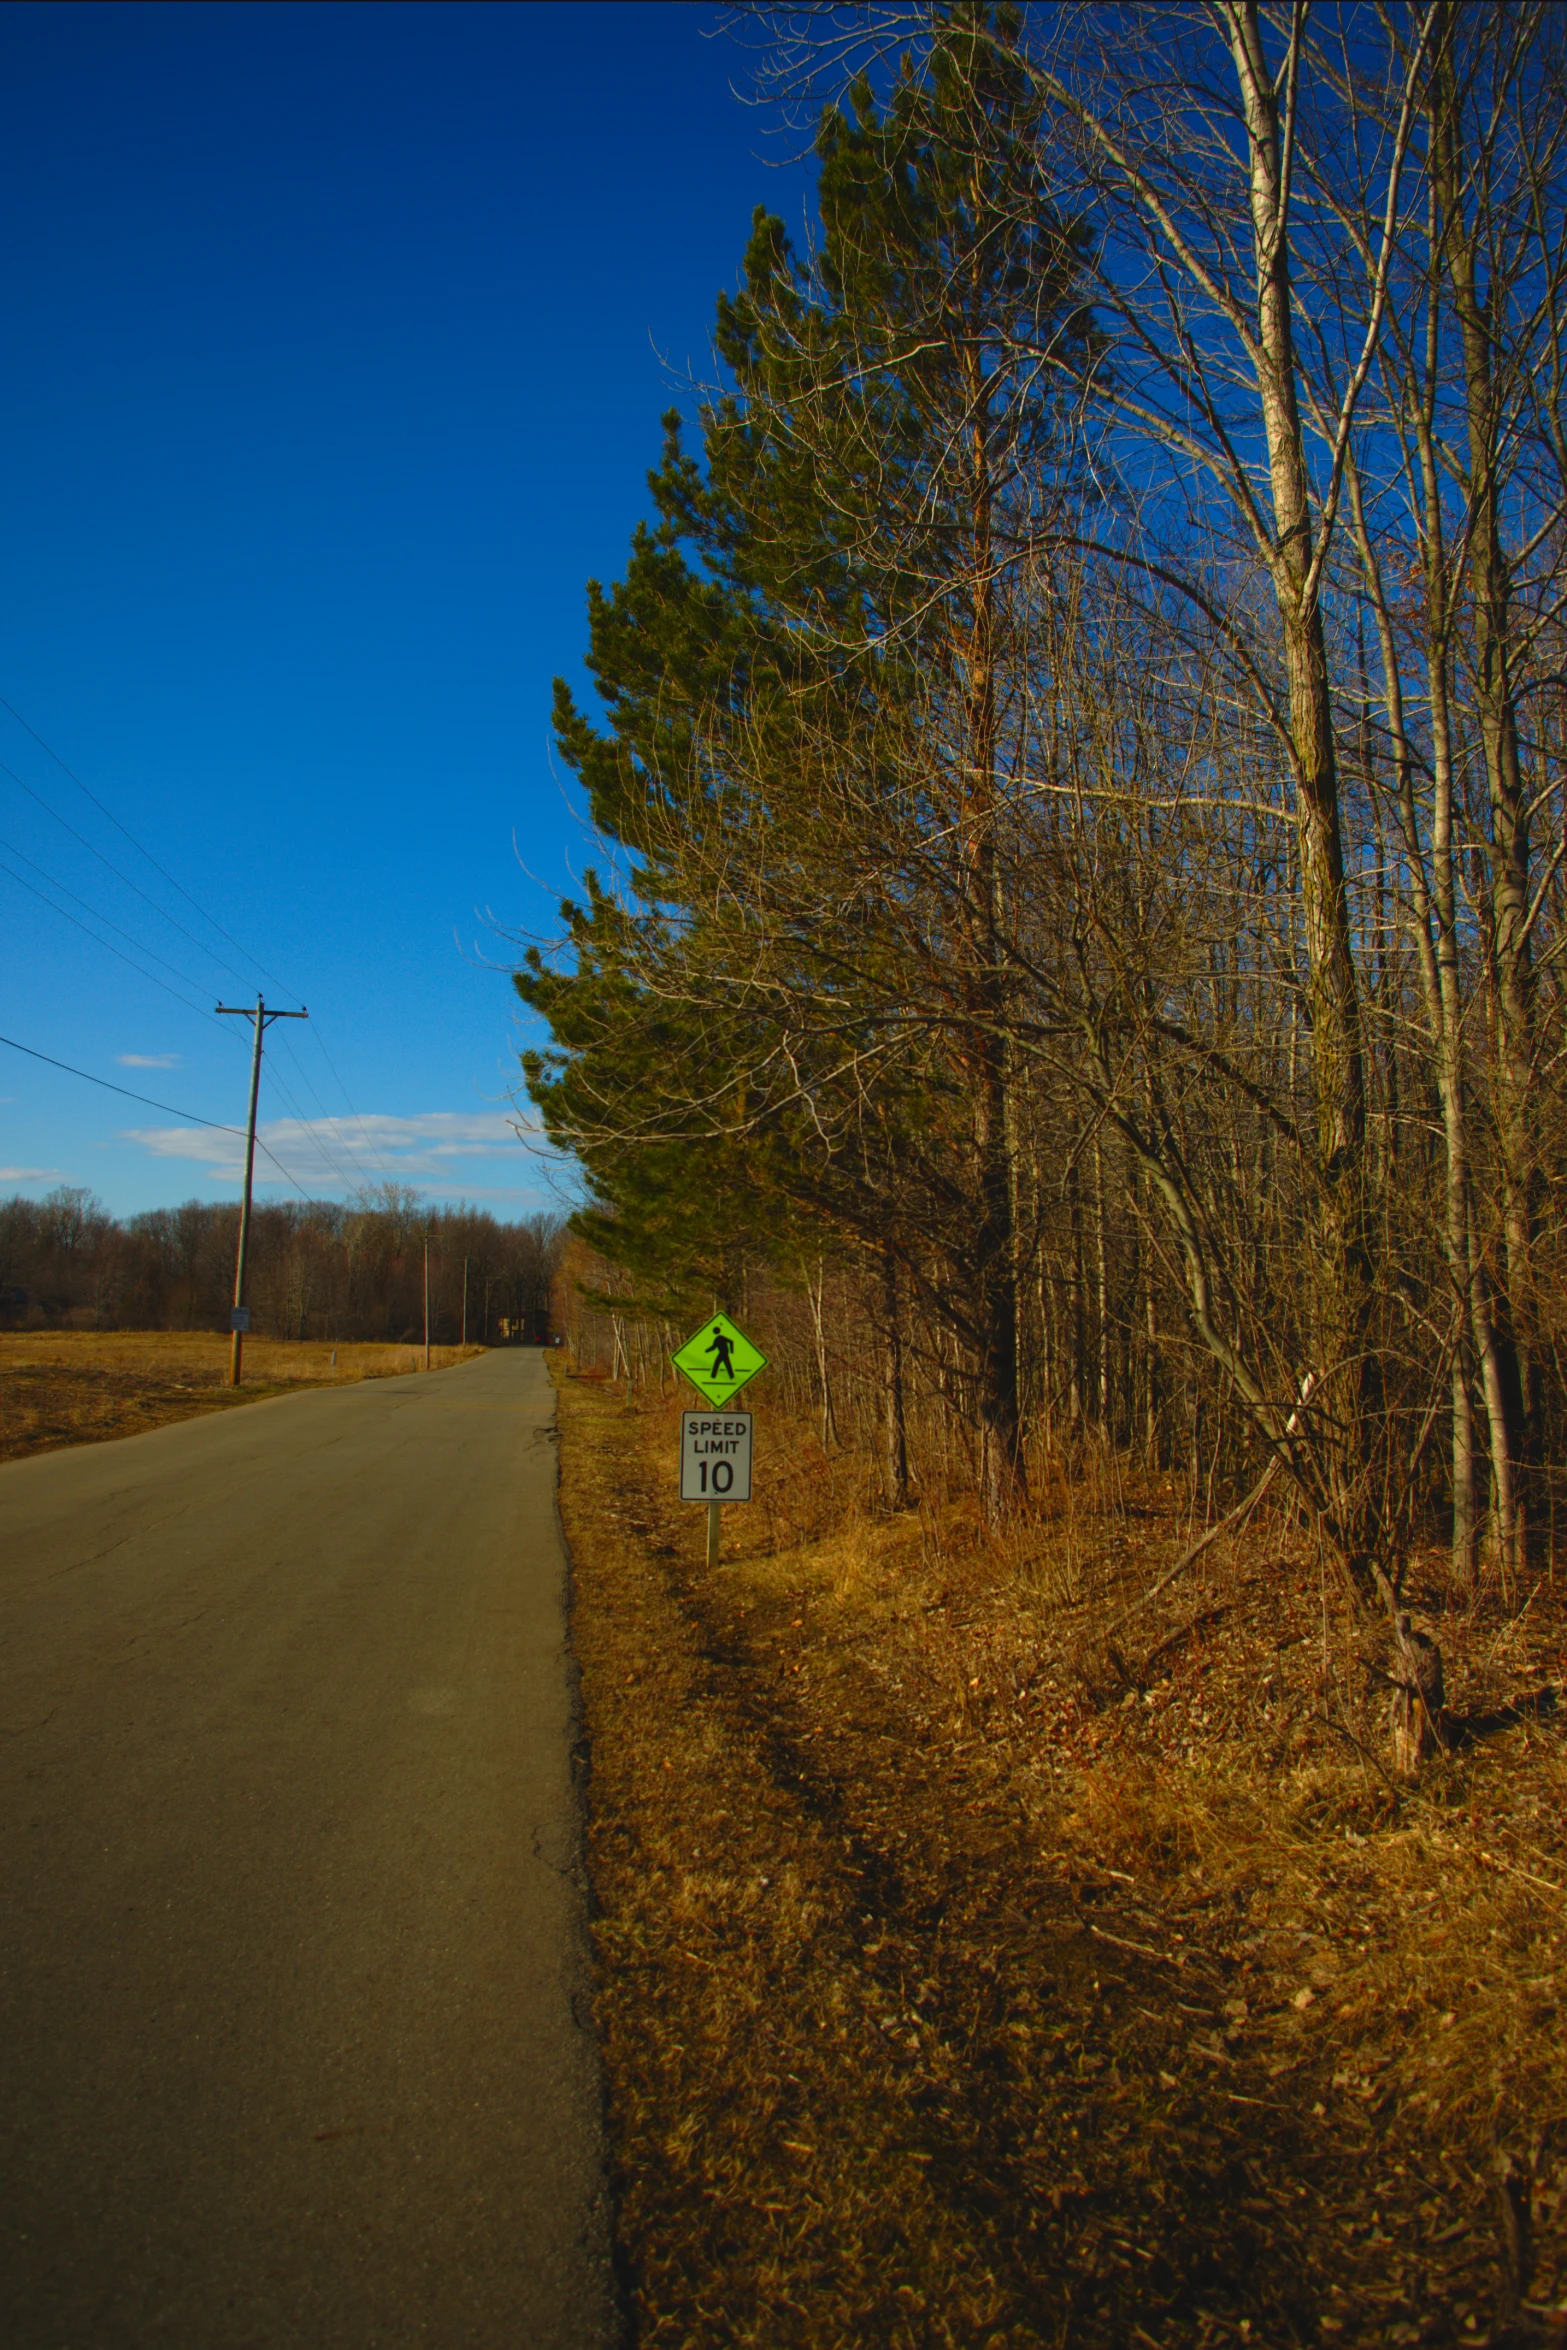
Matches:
[[1099, 1373, 1317, 1643], [1311, 1707, 1404, 1800], [1087, 1923, 1172, 1963], [1475, 1847, 1564, 1899], [1101, 1460, 1278, 1640], [1141, 1602, 1233, 1675]]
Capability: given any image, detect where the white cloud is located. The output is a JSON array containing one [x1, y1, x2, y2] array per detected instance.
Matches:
[[404, 1182, 560, 1203], [117, 1052, 181, 1069], [123, 1109, 540, 1190], [0, 1166, 64, 1180]]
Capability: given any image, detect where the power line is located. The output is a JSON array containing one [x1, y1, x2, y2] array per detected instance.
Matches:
[[254, 1141, 318, 1198], [260, 1056, 372, 1193], [0, 831, 234, 1007], [0, 693, 297, 997], [0, 755, 257, 992], [308, 1023, 402, 1186], [0, 843, 289, 1148], [0, 1029, 316, 1203], [0, 1031, 246, 1129], [276, 1027, 345, 1134], [0, 851, 223, 1021], [272, 1027, 387, 1189], [249, 1139, 314, 1200], [0, 692, 390, 1198], [2, 831, 378, 1193], [0, 709, 307, 1081]]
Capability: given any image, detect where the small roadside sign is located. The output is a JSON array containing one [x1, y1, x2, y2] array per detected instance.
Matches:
[[229, 1307, 251, 1333], [671, 1311, 767, 1406], [680, 1410, 752, 1503]]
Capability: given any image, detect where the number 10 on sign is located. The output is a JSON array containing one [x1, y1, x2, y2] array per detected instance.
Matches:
[[681, 1412, 752, 1503]]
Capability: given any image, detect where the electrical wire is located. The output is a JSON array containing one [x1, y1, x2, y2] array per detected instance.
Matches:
[[0, 851, 225, 1022], [1, 692, 392, 1195], [0, 709, 314, 1117], [0, 1029, 318, 1203], [0, 693, 297, 997], [250, 1137, 316, 1202], [0, 1031, 246, 1129], [0, 845, 297, 1160], [0, 756, 260, 994], [308, 1023, 402, 1185], [259, 1057, 371, 1194], [0, 832, 237, 1008], [2, 835, 380, 1194], [272, 1028, 388, 1190]]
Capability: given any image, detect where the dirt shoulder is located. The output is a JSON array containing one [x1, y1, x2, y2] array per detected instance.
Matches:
[[558, 1366, 1567, 2348], [0, 1332, 484, 1465]]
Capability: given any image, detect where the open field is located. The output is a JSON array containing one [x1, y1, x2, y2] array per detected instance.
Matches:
[[0, 1330, 485, 1465], [557, 1364, 1567, 2348]]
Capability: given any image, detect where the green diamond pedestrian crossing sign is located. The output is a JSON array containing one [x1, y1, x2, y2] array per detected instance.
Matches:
[[671, 1312, 767, 1406]]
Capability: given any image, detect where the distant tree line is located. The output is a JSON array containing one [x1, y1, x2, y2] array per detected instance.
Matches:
[[0, 1183, 564, 1345]]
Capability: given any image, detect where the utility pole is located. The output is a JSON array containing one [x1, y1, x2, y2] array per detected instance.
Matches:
[[423, 1236, 431, 1372], [461, 1255, 468, 1350], [216, 994, 308, 1386]]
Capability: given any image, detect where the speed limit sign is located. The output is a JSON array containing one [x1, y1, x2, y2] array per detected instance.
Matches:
[[679, 1410, 752, 1503]]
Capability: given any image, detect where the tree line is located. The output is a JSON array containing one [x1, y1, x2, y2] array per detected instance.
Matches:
[[519, 1, 1567, 1738], [0, 1184, 564, 1345]]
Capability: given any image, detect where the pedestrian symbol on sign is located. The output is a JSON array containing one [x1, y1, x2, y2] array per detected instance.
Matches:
[[670, 1311, 767, 1406]]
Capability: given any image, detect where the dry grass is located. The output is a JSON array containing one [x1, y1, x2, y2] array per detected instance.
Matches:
[[0, 1329, 484, 1464], [558, 1366, 1567, 2348]]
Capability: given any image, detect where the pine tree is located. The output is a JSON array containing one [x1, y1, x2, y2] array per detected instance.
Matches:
[[518, 5, 1092, 1509]]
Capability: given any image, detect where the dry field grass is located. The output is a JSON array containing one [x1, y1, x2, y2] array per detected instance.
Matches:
[[557, 1364, 1567, 2349], [0, 1330, 484, 1465]]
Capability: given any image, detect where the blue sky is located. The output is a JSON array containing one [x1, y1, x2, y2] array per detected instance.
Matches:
[[0, 0, 814, 1217]]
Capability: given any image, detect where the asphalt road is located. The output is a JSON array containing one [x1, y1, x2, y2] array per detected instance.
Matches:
[[0, 1346, 616, 2349]]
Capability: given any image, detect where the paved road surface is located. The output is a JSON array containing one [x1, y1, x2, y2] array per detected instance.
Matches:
[[0, 1348, 615, 2348]]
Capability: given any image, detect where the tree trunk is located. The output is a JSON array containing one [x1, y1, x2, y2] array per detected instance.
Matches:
[[1433, 7, 1536, 1579], [880, 1251, 911, 1510], [959, 320, 1024, 1524], [1228, 0, 1374, 1558], [1093, 1132, 1110, 1437], [806, 1254, 838, 1452], [1347, 222, 1483, 1593]]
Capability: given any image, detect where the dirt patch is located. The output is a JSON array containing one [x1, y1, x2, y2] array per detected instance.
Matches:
[[0, 1332, 484, 1464], [558, 1369, 1567, 2347]]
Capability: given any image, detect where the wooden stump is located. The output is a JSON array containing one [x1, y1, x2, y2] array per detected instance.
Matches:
[[1388, 1610, 1445, 1775]]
